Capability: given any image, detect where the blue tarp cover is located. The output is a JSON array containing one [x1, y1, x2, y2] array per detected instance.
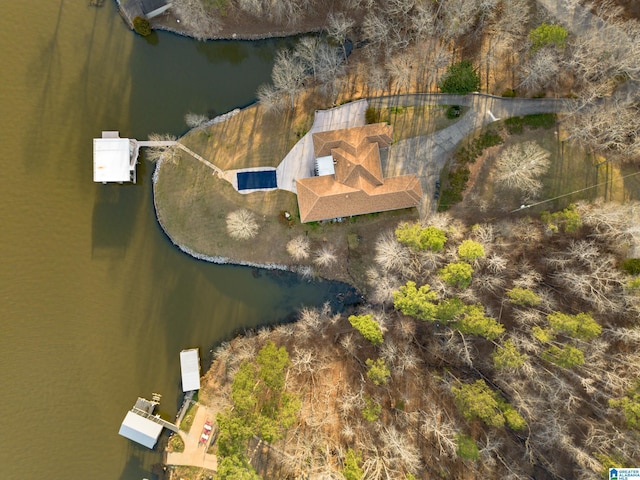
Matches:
[[237, 170, 277, 190]]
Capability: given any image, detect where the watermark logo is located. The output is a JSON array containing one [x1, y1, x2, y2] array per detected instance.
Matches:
[[610, 468, 640, 480]]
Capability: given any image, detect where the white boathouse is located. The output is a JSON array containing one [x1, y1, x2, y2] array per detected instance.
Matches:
[[93, 131, 138, 184], [118, 396, 178, 449], [119, 411, 163, 449], [180, 348, 201, 393]]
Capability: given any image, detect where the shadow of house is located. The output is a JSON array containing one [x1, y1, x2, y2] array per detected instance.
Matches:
[[295, 123, 423, 223]]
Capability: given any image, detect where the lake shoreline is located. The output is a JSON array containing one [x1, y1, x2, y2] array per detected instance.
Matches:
[[116, 0, 325, 42]]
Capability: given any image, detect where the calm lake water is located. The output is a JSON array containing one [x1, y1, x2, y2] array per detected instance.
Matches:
[[0, 2, 348, 478]]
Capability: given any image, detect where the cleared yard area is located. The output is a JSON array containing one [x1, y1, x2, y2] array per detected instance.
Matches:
[[154, 94, 476, 289], [456, 124, 640, 218], [178, 91, 329, 171], [154, 152, 419, 290]]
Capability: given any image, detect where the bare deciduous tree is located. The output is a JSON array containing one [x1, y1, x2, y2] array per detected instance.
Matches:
[[286, 235, 310, 260], [314, 245, 337, 267], [387, 53, 413, 93], [326, 12, 355, 59], [564, 89, 640, 159], [256, 83, 285, 113], [226, 209, 259, 240], [375, 231, 410, 273], [439, 0, 479, 40], [145, 133, 179, 164], [271, 49, 306, 110], [184, 112, 209, 128], [495, 141, 551, 198], [519, 47, 562, 92], [294, 36, 322, 80], [410, 1, 436, 41], [362, 12, 390, 49]]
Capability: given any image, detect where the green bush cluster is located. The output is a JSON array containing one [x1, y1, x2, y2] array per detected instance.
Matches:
[[343, 449, 365, 480], [492, 339, 527, 369], [168, 433, 185, 453], [455, 303, 505, 340], [504, 113, 557, 135], [541, 204, 582, 233], [506, 287, 541, 307], [216, 342, 300, 479], [362, 396, 382, 421], [532, 311, 600, 369], [455, 433, 479, 460], [609, 381, 640, 430], [621, 258, 640, 275], [438, 130, 503, 211], [393, 281, 504, 340], [348, 314, 384, 345], [395, 222, 447, 251], [529, 23, 568, 51], [452, 379, 527, 430], [439, 61, 480, 94], [132, 16, 152, 36], [438, 262, 474, 289], [366, 358, 391, 385], [446, 105, 462, 119], [365, 107, 382, 124], [546, 311, 602, 340], [393, 281, 439, 321], [541, 345, 585, 368], [457, 239, 485, 262]]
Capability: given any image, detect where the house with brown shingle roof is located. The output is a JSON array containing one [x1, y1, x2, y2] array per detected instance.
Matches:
[[295, 123, 423, 223]]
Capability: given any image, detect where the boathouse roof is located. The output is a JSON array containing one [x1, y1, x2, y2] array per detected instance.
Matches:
[[118, 411, 163, 449], [93, 132, 133, 183], [180, 348, 201, 392]]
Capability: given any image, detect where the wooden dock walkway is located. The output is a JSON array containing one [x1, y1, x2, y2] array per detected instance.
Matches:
[[131, 406, 179, 433], [138, 140, 178, 147], [177, 144, 223, 175]]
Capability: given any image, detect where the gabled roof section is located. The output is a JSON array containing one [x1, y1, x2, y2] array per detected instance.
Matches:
[[296, 123, 422, 223]]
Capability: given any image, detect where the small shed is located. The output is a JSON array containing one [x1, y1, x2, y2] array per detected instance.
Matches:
[[93, 131, 137, 183], [118, 411, 163, 449], [180, 348, 201, 392]]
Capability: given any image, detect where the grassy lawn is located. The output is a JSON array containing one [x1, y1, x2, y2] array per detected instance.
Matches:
[[180, 104, 312, 171], [543, 127, 639, 208], [155, 151, 419, 291], [368, 105, 468, 142], [458, 123, 640, 217], [168, 433, 185, 453], [179, 88, 330, 172], [179, 403, 199, 433]]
